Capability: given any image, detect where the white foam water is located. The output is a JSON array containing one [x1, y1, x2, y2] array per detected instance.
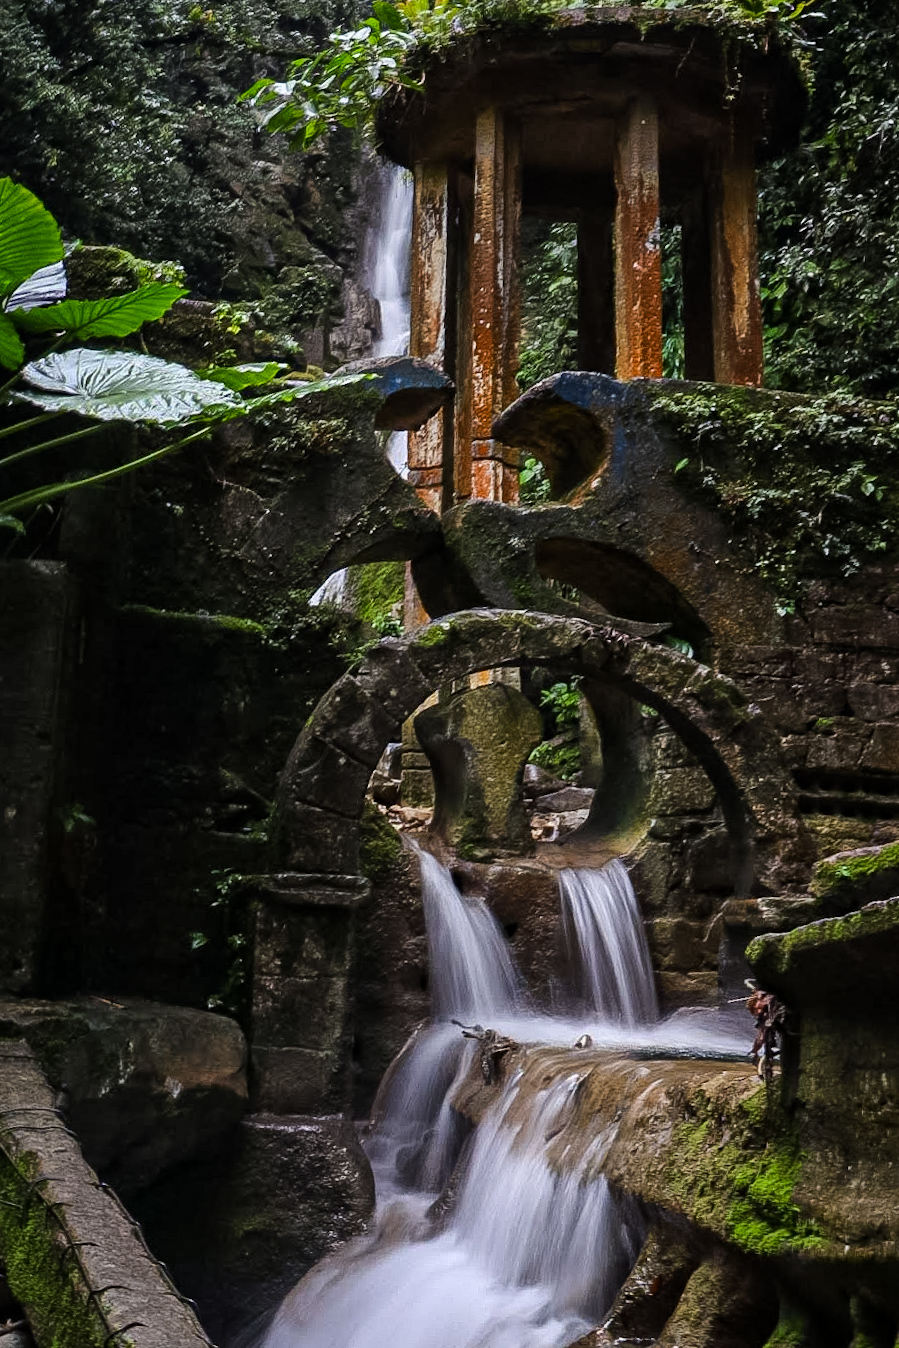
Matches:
[[558, 862, 659, 1025], [262, 855, 744, 1348], [367, 162, 413, 477]]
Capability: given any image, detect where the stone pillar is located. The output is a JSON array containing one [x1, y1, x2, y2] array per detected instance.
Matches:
[[465, 107, 522, 504], [614, 95, 663, 380], [415, 682, 542, 857], [710, 125, 763, 387], [249, 872, 370, 1113], [408, 162, 453, 518], [681, 187, 715, 382], [578, 209, 615, 373]]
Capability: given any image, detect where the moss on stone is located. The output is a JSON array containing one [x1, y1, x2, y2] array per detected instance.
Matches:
[[359, 802, 403, 885], [351, 562, 405, 630], [415, 623, 450, 647], [662, 1087, 824, 1257], [650, 382, 899, 605], [748, 897, 899, 979], [121, 604, 267, 638], [0, 1150, 107, 1348], [811, 840, 899, 898]]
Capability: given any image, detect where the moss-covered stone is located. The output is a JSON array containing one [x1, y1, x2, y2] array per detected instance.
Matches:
[[809, 840, 899, 912], [359, 800, 404, 884]]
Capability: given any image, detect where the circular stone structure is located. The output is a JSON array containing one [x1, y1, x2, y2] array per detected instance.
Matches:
[[374, 6, 806, 510]]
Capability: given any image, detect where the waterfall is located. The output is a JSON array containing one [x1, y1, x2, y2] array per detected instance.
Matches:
[[366, 161, 413, 476], [265, 1062, 641, 1348], [558, 861, 659, 1026], [418, 849, 522, 1022], [262, 854, 743, 1348]]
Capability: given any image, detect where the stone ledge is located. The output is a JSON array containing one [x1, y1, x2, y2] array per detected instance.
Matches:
[[0, 1040, 210, 1348]]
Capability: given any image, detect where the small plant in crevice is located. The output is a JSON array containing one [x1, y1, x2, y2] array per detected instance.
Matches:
[[189, 867, 253, 1022]]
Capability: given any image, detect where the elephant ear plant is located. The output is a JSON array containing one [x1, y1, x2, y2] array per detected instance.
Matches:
[[0, 177, 365, 538]]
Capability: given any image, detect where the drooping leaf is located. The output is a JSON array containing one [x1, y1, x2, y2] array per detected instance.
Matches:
[[0, 310, 25, 370], [197, 361, 284, 390], [12, 282, 187, 340], [15, 348, 242, 425], [0, 179, 64, 297], [0, 513, 25, 535], [6, 261, 67, 312]]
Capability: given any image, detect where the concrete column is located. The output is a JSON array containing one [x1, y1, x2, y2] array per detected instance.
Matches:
[[466, 107, 521, 503], [614, 96, 663, 380], [710, 126, 763, 387], [408, 162, 453, 518], [578, 209, 615, 373], [681, 187, 715, 382]]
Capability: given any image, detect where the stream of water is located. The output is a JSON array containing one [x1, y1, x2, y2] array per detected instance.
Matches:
[[263, 857, 745, 1348]]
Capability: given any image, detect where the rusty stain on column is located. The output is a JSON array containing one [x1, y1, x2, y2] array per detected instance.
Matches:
[[614, 95, 663, 380], [467, 107, 521, 504], [408, 161, 452, 519], [711, 126, 763, 387]]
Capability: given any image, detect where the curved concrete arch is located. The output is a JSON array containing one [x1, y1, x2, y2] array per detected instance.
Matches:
[[273, 608, 812, 897]]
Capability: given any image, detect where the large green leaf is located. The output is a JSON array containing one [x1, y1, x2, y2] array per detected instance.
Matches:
[[197, 361, 284, 390], [15, 349, 242, 425], [12, 282, 187, 339], [0, 311, 25, 370], [0, 179, 63, 297]]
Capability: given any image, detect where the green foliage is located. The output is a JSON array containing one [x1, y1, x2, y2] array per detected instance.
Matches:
[[759, 1, 899, 397], [244, 1, 421, 149], [539, 679, 581, 730], [0, 176, 372, 531], [517, 221, 577, 391], [0, 0, 360, 296], [528, 739, 580, 780], [519, 455, 551, 503], [652, 385, 899, 608], [246, 0, 808, 151]]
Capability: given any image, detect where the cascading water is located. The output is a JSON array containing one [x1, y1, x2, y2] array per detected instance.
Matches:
[[308, 164, 412, 611], [558, 862, 659, 1025], [366, 161, 413, 476], [263, 855, 745, 1348]]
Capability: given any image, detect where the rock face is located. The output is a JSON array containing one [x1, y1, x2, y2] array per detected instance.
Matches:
[[134, 1112, 375, 1347], [415, 682, 543, 857], [0, 998, 247, 1197]]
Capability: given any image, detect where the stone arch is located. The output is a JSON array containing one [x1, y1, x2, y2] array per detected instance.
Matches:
[[273, 608, 812, 897]]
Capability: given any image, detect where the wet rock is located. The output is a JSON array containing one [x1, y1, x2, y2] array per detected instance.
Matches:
[[135, 1112, 375, 1348], [600, 1221, 701, 1342], [0, 997, 247, 1196], [536, 786, 595, 813], [656, 1248, 778, 1348], [523, 763, 568, 797]]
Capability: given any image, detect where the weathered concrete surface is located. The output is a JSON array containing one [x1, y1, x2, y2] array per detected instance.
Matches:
[[274, 610, 810, 894], [334, 356, 453, 431], [0, 999, 247, 1198], [415, 683, 542, 856], [134, 1112, 375, 1348], [0, 1040, 210, 1348], [614, 95, 662, 380], [0, 562, 75, 995], [711, 133, 764, 387], [246, 873, 369, 1113], [749, 900, 899, 1253], [487, 374, 778, 651]]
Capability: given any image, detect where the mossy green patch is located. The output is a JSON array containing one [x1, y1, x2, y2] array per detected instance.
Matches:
[[351, 562, 405, 631], [121, 603, 267, 637], [748, 897, 899, 979], [415, 624, 450, 648], [0, 1149, 107, 1348], [663, 1087, 824, 1256], [811, 840, 899, 898], [359, 802, 404, 885], [651, 383, 899, 607]]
